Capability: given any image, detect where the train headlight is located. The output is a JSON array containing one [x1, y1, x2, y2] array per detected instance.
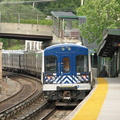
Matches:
[[78, 76, 82, 79], [67, 47, 71, 51], [81, 75, 89, 82], [52, 76, 55, 80], [45, 79, 49, 84], [77, 74, 89, 83], [47, 76, 51, 80], [44, 76, 56, 84]]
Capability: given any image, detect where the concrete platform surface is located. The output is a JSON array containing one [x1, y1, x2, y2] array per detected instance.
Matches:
[[98, 78, 120, 120], [65, 77, 120, 120]]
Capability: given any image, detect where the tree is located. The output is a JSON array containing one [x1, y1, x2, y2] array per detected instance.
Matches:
[[36, 0, 81, 15], [77, 0, 120, 44]]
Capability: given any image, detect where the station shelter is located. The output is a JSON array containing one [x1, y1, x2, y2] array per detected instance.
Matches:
[[97, 29, 120, 77], [51, 11, 86, 44]]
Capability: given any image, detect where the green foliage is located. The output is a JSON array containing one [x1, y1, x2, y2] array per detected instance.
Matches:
[[8, 44, 25, 50], [36, 0, 81, 15], [0, 4, 42, 14], [0, 39, 25, 50], [0, 4, 44, 23], [77, 0, 120, 44], [2, 0, 44, 1], [20, 19, 52, 25]]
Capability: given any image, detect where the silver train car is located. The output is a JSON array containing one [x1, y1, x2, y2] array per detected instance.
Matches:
[[2, 50, 43, 78]]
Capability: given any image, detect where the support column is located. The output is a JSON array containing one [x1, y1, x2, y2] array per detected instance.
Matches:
[[118, 47, 120, 77], [0, 42, 3, 81]]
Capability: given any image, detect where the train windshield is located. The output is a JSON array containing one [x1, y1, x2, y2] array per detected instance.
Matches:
[[45, 55, 57, 73], [76, 55, 88, 72]]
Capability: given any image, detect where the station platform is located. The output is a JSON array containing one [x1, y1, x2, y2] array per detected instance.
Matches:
[[66, 77, 120, 120]]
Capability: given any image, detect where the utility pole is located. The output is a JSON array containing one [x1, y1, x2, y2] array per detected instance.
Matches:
[[81, 0, 84, 5], [0, 42, 3, 81]]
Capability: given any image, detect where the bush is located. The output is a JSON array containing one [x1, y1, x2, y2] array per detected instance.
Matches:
[[20, 19, 52, 26]]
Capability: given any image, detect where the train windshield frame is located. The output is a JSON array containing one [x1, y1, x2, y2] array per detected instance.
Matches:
[[45, 55, 57, 73], [76, 55, 88, 72]]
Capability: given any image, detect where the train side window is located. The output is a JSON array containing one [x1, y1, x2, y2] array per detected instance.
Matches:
[[63, 57, 70, 73], [76, 55, 88, 72], [45, 55, 57, 73]]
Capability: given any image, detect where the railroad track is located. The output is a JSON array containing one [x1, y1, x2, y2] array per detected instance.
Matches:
[[33, 102, 56, 120], [0, 74, 43, 120], [32, 104, 74, 120], [47, 107, 74, 120], [0, 72, 87, 120]]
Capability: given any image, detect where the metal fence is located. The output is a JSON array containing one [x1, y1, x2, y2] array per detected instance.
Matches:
[[0, 0, 56, 4], [0, 12, 49, 24]]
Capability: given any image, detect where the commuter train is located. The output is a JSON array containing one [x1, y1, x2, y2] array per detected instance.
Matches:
[[2, 50, 42, 77], [2, 43, 92, 106]]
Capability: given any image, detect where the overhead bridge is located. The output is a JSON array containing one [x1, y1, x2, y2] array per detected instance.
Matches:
[[0, 23, 52, 41]]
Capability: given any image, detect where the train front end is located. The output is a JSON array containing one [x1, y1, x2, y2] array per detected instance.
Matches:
[[42, 44, 92, 106]]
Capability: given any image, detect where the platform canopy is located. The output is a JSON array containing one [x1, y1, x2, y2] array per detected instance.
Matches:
[[97, 29, 120, 57], [51, 11, 78, 19]]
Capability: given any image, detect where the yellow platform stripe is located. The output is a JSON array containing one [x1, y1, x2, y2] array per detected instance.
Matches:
[[72, 78, 108, 120]]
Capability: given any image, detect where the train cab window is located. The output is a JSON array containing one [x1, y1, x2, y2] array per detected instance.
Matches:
[[76, 55, 88, 72], [63, 57, 70, 73], [45, 56, 57, 73]]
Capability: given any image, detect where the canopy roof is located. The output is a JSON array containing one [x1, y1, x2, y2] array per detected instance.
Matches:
[[51, 11, 78, 19], [97, 29, 120, 57]]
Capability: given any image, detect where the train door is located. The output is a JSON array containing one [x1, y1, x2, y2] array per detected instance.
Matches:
[[58, 54, 75, 84], [59, 54, 72, 75]]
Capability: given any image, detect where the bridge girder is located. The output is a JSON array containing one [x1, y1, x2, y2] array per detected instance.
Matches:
[[0, 33, 52, 41]]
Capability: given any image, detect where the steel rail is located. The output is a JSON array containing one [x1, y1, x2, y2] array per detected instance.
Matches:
[[0, 75, 42, 120]]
